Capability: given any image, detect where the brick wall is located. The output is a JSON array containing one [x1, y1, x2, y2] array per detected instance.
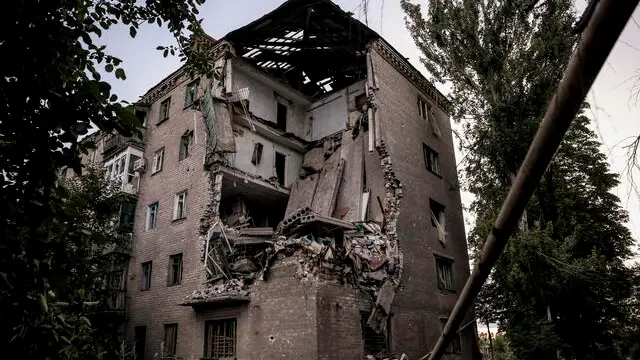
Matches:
[[370, 48, 476, 359], [126, 72, 211, 360]]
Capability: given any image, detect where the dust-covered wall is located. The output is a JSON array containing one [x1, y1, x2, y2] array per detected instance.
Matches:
[[224, 122, 304, 188], [307, 80, 366, 141]]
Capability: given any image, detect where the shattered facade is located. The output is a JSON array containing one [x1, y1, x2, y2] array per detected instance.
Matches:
[[75, 1, 478, 359]]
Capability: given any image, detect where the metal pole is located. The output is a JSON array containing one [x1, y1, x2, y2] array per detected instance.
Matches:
[[424, 1, 640, 359]]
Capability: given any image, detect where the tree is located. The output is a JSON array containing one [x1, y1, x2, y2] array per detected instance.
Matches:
[[402, 1, 638, 358], [0, 0, 207, 357]]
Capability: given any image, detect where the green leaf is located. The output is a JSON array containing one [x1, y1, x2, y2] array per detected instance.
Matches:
[[163, 49, 168, 58], [105, 64, 113, 73], [115, 68, 126, 80], [109, 94, 117, 102], [129, 26, 137, 38], [40, 293, 48, 313]]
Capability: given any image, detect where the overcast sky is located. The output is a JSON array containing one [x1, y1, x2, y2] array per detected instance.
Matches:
[[99, 1, 640, 264]]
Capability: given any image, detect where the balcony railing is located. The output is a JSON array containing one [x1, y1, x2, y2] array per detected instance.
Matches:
[[106, 289, 126, 312], [103, 130, 146, 156], [103, 233, 133, 255]]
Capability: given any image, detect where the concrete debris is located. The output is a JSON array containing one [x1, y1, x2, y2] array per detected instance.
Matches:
[[365, 354, 409, 360], [302, 147, 324, 173], [196, 129, 403, 340]]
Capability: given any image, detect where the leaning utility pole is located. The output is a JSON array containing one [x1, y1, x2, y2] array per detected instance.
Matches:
[[422, 1, 640, 359]]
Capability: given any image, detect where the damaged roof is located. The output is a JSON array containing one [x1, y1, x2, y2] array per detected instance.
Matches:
[[223, 0, 380, 99]]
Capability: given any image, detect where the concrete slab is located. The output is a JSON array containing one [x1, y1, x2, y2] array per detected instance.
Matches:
[[285, 173, 319, 217], [333, 132, 364, 222], [363, 131, 386, 223], [311, 151, 345, 216], [302, 147, 324, 173], [213, 103, 236, 152]]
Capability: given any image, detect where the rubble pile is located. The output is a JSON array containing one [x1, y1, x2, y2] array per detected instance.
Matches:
[[192, 128, 404, 341]]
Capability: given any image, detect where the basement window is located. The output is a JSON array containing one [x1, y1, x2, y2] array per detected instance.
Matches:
[[423, 144, 440, 176], [275, 152, 286, 186], [163, 323, 178, 357], [429, 199, 446, 243], [440, 318, 462, 354], [251, 142, 264, 165], [276, 102, 287, 131], [435, 257, 455, 292], [204, 318, 237, 360], [361, 312, 388, 356]]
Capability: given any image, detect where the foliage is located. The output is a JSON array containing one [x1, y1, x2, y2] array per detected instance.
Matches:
[[0, 0, 206, 357], [1, 165, 132, 358], [478, 331, 516, 360], [402, 0, 639, 359]]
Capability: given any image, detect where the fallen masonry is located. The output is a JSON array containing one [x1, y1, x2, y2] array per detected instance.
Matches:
[[187, 126, 405, 355]]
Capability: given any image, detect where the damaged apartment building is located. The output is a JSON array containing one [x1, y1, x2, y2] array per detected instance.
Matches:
[[74, 0, 478, 359]]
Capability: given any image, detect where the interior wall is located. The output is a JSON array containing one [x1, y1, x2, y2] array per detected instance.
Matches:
[[232, 67, 310, 139], [225, 125, 303, 188], [307, 80, 366, 141]]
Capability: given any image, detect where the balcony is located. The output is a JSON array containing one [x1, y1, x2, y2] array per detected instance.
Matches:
[[103, 233, 133, 256], [106, 289, 126, 313], [103, 129, 146, 158]]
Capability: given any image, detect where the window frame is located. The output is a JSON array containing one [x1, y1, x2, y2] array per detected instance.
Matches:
[[440, 317, 462, 354], [167, 253, 183, 286], [179, 130, 194, 161], [203, 318, 237, 360], [418, 96, 428, 120], [140, 261, 152, 291], [173, 191, 187, 220], [158, 97, 171, 124], [152, 148, 164, 174], [276, 102, 287, 131], [163, 323, 178, 357], [429, 198, 447, 243], [423, 144, 441, 176], [146, 202, 158, 231], [435, 256, 455, 292], [184, 79, 199, 107], [274, 151, 286, 186]]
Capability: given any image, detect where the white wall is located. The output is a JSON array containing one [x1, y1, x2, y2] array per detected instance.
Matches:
[[232, 66, 311, 140], [307, 80, 366, 141], [225, 127, 303, 188]]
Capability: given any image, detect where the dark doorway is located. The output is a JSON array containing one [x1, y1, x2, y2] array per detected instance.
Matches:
[[275, 152, 286, 186]]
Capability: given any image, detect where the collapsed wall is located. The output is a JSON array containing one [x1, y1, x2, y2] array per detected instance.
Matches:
[[192, 43, 405, 359]]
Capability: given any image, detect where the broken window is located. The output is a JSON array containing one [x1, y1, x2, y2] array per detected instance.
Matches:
[[134, 326, 146, 360], [418, 96, 428, 120], [204, 318, 237, 360], [119, 200, 136, 232], [184, 79, 199, 107], [135, 109, 147, 127], [276, 102, 287, 131], [141, 261, 152, 291], [163, 323, 178, 357], [429, 199, 446, 243], [435, 257, 455, 291], [153, 147, 164, 173], [440, 318, 462, 354], [275, 152, 286, 186], [423, 144, 440, 175], [159, 97, 171, 124], [179, 130, 194, 161], [427, 103, 442, 138], [361, 312, 388, 356], [167, 253, 183, 286], [355, 94, 367, 110], [251, 142, 264, 165], [146, 202, 158, 230], [173, 191, 187, 220]]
